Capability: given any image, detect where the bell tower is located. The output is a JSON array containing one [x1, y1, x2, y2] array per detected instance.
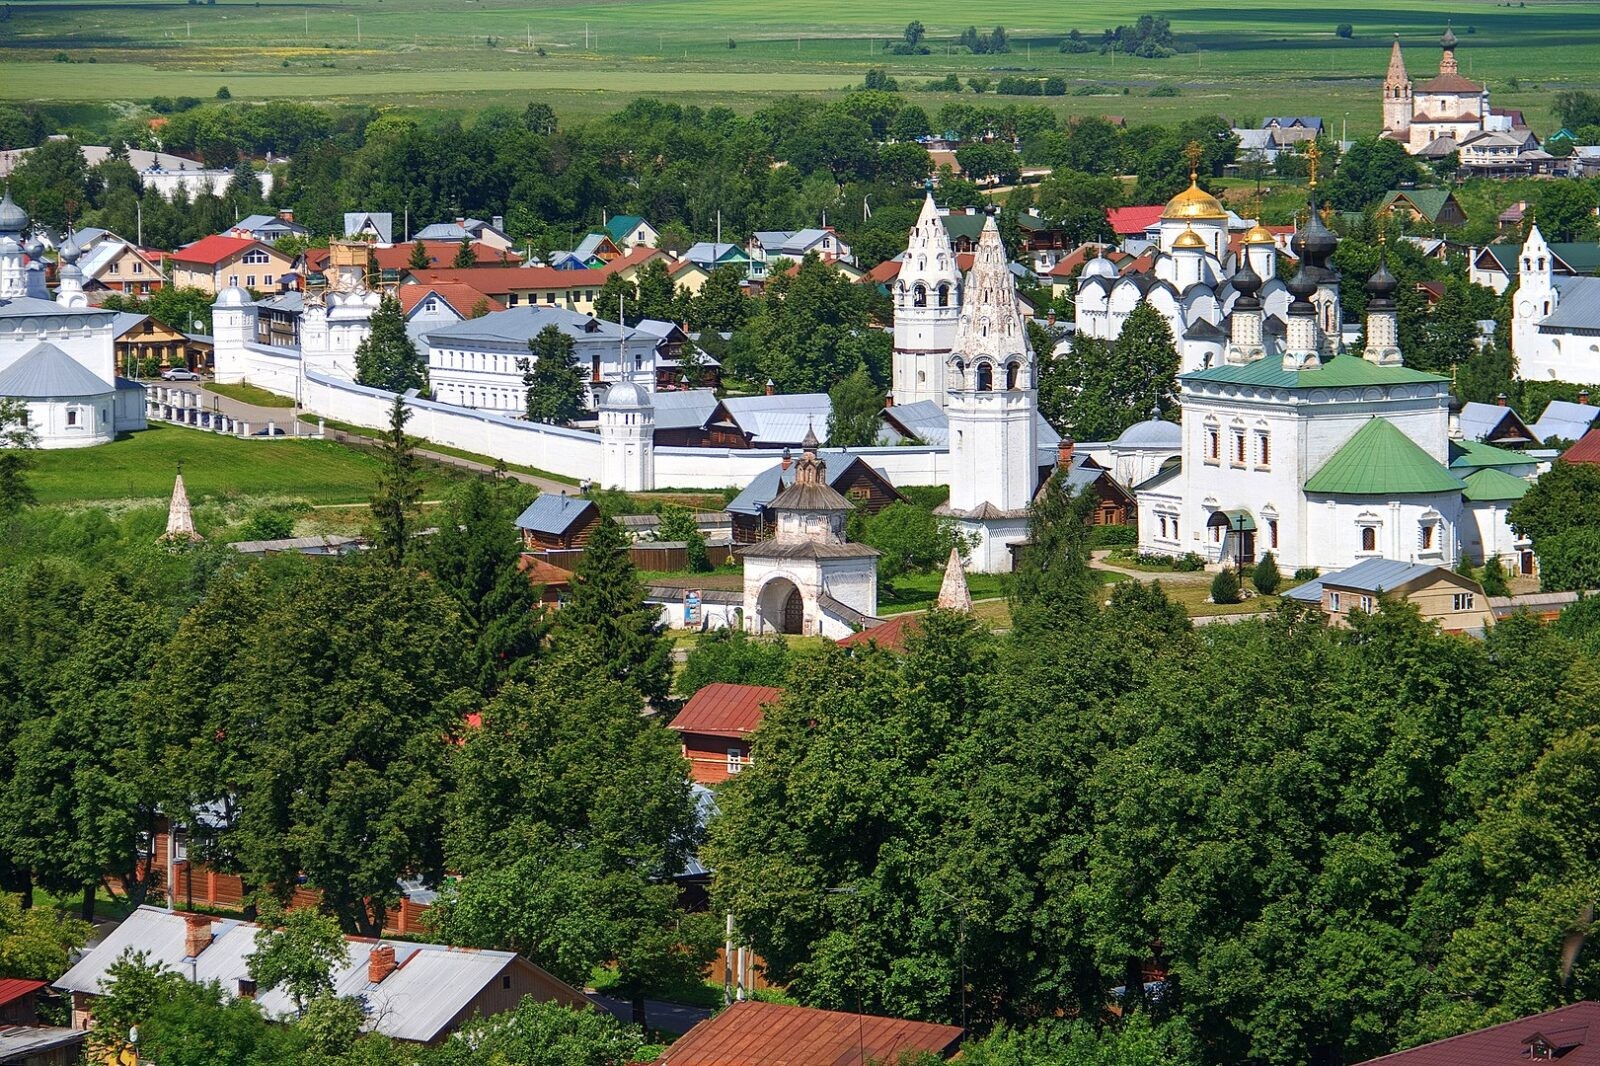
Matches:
[[1383, 35, 1413, 136], [892, 190, 962, 407]]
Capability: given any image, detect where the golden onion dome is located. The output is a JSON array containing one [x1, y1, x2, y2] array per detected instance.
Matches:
[[1244, 223, 1277, 245], [1173, 225, 1207, 249], [1162, 178, 1229, 221]]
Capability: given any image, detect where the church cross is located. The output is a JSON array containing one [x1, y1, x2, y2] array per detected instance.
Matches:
[[1306, 142, 1321, 190], [1184, 140, 1203, 180]]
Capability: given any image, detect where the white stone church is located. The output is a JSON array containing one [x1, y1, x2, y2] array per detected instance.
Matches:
[[1137, 199, 1531, 574], [1511, 225, 1600, 384]]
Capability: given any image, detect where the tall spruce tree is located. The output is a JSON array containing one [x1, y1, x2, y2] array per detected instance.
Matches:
[[1008, 467, 1099, 627], [368, 396, 422, 567], [549, 517, 671, 704], [452, 235, 476, 268], [420, 479, 545, 689], [407, 238, 430, 270], [827, 364, 884, 448], [353, 294, 426, 393]]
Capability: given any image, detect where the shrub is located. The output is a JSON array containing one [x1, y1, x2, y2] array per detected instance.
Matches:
[[1148, 84, 1179, 97], [1293, 566, 1320, 583], [1211, 567, 1241, 605], [1088, 524, 1138, 548], [1335, 23, 1354, 38], [1174, 552, 1206, 572], [1252, 552, 1281, 595], [1482, 556, 1511, 597]]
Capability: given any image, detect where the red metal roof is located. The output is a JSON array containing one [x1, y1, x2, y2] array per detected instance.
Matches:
[[397, 283, 505, 318], [659, 1000, 963, 1066], [837, 613, 923, 652], [516, 554, 574, 587], [169, 234, 266, 266], [0, 978, 46, 1008], [406, 264, 613, 290], [1106, 205, 1164, 236], [669, 683, 782, 739], [1358, 1001, 1600, 1066], [1561, 427, 1600, 465]]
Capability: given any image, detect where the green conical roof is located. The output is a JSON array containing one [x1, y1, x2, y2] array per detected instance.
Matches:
[[1305, 418, 1465, 495], [1461, 467, 1531, 502]]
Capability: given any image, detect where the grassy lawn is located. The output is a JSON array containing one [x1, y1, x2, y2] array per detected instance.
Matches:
[[31, 423, 465, 505], [7, 0, 1596, 132], [205, 381, 295, 409], [320, 417, 581, 486], [878, 568, 1007, 615]]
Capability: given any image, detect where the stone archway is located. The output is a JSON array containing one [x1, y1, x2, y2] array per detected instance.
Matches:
[[756, 577, 807, 635]]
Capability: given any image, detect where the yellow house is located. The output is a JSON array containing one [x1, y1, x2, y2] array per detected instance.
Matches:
[[168, 234, 296, 295], [1287, 558, 1494, 633], [81, 239, 165, 295]]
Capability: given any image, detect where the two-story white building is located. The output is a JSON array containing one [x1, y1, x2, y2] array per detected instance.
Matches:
[[424, 306, 657, 414]]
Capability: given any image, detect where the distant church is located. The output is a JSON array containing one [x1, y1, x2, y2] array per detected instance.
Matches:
[[1381, 26, 1511, 156]]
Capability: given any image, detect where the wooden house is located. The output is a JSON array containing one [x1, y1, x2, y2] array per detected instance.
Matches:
[[514, 494, 600, 551], [725, 451, 904, 544], [112, 312, 212, 374], [669, 683, 782, 784]]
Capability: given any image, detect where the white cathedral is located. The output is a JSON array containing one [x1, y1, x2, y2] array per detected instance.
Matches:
[[1135, 194, 1530, 574], [0, 188, 146, 448], [1071, 167, 1317, 373], [1381, 27, 1503, 155]]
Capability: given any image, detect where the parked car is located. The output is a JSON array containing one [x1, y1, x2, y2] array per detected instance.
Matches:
[[161, 368, 202, 381]]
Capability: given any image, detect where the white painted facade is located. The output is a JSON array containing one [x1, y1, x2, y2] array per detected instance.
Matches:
[[891, 193, 962, 407], [1511, 225, 1600, 383]]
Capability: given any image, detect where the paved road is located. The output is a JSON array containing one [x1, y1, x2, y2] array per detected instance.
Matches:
[[156, 382, 573, 494]]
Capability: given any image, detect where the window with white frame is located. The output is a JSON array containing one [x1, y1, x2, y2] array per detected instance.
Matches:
[[243, 250, 270, 264], [1452, 592, 1475, 611], [1360, 595, 1373, 612], [1361, 526, 1378, 553], [66, 408, 78, 427], [1204, 423, 1221, 464], [726, 748, 744, 774], [1330, 591, 1341, 611], [1419, 522, 1437, 552], [1267, 518, 1279, 548], [246, 275, 255, 287], [1255, 430, 1271, 469], [1231, 430, 1247, 467]]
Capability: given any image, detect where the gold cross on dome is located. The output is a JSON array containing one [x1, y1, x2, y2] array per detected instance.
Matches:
[[1306, 142, 1321, 190], [1184, 140, 1203, 180]]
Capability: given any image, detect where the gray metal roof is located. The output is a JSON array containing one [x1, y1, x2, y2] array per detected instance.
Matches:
[[344, 212, 394, 245], [882, 398, 1060, 452], [0, 1024, 86, 1061], [1314, 557, 1450, 594], [1114, 418, 1182, 448], [110, 310, 149, 338], [0, 295, 115, 320], [0, 342, 113, 398], [1531, 398, 1600, 443], [514, 493, 597, 535], [1538, 276, 1600, 331], [721, 393, 832, 446], [53, 906, 546, 1045], [424, 305, 636, 347], [726, 449, 869, 515], [651, 388, 722, 432], [256, 291, 305, 314]]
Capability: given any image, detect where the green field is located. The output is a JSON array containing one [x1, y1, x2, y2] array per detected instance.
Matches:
[[6, 0, 1600, 129], [30, 423, 462, 505]]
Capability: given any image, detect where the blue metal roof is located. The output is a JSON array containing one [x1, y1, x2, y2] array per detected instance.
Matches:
[[513, 493, 596, 535], [1314, 557, 1448, 594], [1531, 399, 1600, 444]]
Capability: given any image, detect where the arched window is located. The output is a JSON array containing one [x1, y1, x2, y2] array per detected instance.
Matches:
[[1005, 362, 1020, 390], [913, 284, 928, 308], [937, 283, 951, 308], [1361, 526, 1377, 552], [976, 363, 993, 392]]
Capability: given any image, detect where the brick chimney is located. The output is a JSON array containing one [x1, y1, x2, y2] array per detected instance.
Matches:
[[1057, 437, 1075, 467], [884, 390, 894, 408], [765, 379, 776, 397], [780, 447, 793, 472], [277, 208, 295, 224], [1582, 390, 1592, 406], [368, 943, 397, 984], [1496, 392, 1508, 407], [1046, 309, 1056, 327], [183, 915, 213, 959]]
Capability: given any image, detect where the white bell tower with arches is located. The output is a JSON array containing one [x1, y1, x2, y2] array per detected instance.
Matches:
[[939, 214, 1039, 573], [892, 190, 962, 407]]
